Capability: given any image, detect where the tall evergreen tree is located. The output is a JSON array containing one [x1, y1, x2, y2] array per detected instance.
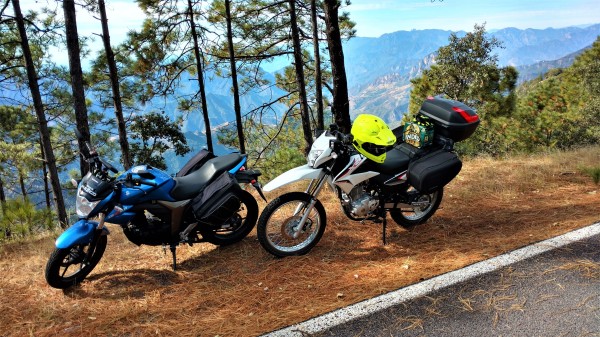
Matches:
[[130, 0, 214, 154], [409, 24, 517, 155], [323, 0, 351, 132], [63, 0, 91, 176], [288, 0, 313, 153], [224, 0, 244, 153], [310, 0, 324, 131], [188, 0, 214, 153], [11, 0, 68, 227], [98, 0, 132, 169]]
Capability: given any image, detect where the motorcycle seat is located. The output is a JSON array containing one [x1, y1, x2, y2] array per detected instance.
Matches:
[[170, 153, 244, 200], [372, 147, 410, 174]]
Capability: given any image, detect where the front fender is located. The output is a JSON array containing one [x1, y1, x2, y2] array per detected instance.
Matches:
[[55, 220, 110, 249], [263, 164, 323, 192]]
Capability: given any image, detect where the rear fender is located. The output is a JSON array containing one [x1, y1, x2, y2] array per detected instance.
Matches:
[[263, 165, 323, 192], [55, 220, 110, 249]]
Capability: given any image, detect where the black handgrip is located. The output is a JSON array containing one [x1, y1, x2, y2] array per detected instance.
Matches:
[[99, 158, 118, 173]]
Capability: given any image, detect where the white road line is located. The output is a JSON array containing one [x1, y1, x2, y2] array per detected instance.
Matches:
[[262, 221, 600, 337]]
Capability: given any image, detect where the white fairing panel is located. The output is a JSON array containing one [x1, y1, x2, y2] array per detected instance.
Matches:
[[332, 154, 379, 194], [334, 172, 379, 194], [263, 165, 323, 192]]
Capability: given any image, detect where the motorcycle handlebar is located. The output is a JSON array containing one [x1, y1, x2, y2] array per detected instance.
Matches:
[[327, 124, 353, 145]]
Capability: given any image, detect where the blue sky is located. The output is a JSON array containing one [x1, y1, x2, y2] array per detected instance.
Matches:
[[346, 0, 600, 37], [20, 0, 600, 67]]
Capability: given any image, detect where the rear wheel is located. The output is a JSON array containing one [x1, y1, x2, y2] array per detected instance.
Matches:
[[199, 189, 258, 246], [390, 188, 443, 230], [257, 192, 326, 257], [45, 234, 107, 289]]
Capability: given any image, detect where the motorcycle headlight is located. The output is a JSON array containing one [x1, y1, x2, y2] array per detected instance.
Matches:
[[307, 150, 323, 167], [76, 184, 101, 218]]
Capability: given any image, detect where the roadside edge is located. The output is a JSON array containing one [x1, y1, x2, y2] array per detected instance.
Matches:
[[262, 221, 600, 337]]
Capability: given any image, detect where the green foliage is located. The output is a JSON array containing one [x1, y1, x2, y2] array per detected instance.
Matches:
[[217, 115, 305, 181], [409, 24, 518, 156], [509, 37, 600, 153], [409, 26, 600, 157], [129, 112, 190, 170], [581, 167, 600, 185], [0, 199, 54, 242]]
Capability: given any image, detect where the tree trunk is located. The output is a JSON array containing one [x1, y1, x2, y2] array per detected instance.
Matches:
[[12, 0, 69, 228], [187, 0, 213, 153], [18, 170, 27, 201], [224, 0, 245, 154], [311, 0, 324, 131], [0, 176, 5, 215], [98, 0, 132, 169], [39, 139, 51, 209], [323, 0, 351, 133], [63, 0, 91, 176], [289, 0, 313, 154]]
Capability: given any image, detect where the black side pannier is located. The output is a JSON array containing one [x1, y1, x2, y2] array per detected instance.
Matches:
[[407, 150, 462, 193], [191, 171, 241, 225]]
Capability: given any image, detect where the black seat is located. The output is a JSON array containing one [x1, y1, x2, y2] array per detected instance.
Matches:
[[170, 153, 244, 200], [371, 147, 410, 175], [176, 149, 215, 177]]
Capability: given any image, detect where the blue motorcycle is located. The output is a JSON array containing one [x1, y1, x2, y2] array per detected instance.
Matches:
[[45, 136, 264, 289]]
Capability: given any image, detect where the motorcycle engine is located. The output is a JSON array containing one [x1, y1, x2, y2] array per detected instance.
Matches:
[[341, 184, 379, 218], [123, 208, 172, 246]]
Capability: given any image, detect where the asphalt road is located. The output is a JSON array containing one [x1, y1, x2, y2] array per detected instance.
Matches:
[[264, 224, 600, 337]]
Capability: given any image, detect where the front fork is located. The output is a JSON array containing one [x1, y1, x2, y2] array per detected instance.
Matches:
[[291, 171, 329, 239], [85, 213, 107, 263]]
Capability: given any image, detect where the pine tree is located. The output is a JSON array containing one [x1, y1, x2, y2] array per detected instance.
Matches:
[[129, 0, 214, 153], [63, 0, 92, 176], [288, 0, 313, 153], [11, 0, 68, 227], [224, 0, 245, 153], [310, 0, 324, 131], [409, 24, 517, 156], [323, 0, 351, 132], [98, 0, 132, 169]]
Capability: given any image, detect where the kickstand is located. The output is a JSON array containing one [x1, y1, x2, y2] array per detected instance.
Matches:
[[381, 211, 387, 245], [170, 244, 177, 271]]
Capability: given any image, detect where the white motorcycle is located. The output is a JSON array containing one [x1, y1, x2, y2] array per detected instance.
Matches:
[[256, 97, 480, 257]]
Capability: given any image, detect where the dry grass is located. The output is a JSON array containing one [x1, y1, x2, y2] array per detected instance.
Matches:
[[1, 146, 599, 337]]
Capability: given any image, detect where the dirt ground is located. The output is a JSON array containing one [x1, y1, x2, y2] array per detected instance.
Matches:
[[0, 147, 598, 337]]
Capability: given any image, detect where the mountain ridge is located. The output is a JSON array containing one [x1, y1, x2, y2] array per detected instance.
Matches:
[[346, 24, 600, 122]]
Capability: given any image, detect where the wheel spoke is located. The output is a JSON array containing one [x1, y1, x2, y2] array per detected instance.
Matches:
[[266, 201, 319, 251]]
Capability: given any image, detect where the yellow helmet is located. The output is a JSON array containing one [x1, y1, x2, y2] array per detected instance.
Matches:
[[351, 114, 396, 163]]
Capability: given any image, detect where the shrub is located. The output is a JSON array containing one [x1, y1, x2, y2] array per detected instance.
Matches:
[[581, 166, 600, 185], [0, 199, 54, 241]]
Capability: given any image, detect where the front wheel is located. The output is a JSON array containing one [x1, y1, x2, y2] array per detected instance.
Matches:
[[45, 234, 107, 289], [257, 192, 326, 257], [390, 188, 443, 230], [199, 189, 258, 246]]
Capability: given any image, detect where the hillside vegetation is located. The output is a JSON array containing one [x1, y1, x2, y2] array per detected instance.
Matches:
[[1, 147, 598, 337]]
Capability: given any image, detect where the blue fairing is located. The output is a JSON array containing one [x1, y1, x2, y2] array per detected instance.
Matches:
[[55, 220, 110, 249], [117, 165, 176, 204], [105, 204, 136, 225]]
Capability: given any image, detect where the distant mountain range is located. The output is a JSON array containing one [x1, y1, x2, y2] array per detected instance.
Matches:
[[345, 24, 600, 123], [106, 23, 600, 171]]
